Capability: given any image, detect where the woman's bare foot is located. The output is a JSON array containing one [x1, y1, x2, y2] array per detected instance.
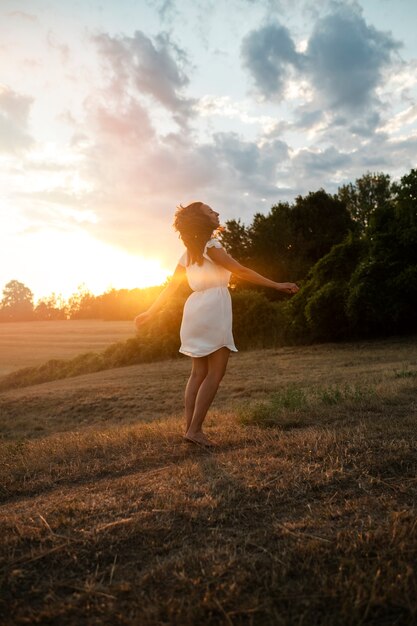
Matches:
[[184, 431, 217, 448]]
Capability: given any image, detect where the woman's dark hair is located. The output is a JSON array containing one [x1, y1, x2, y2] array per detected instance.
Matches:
[[173, 201, 216, 266]]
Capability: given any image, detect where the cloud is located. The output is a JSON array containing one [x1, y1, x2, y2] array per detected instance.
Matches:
[[212, 132, 289, 194], [285, 128, 417, 197], [47, 31, 70, 65], [6, 11, 37, 22], [144, 0, 179, 23], [0, 85, 34, 153], [241, 3, 401, 129], [70, 76, 293, 255], [292, 145, 352, 174], [195, 94, 277, 132], [241, 23, 300, 100], [380, 103, 417, 135], [305, 5, 400, 112], [73, 28, 288, 257], [8, 4, 412, 271], [85, 95, 155, 144], [23, 28, 203, 257], [378, 58, 417, 105], [66, 6, 407, 261], [93, 30, 195, 128]]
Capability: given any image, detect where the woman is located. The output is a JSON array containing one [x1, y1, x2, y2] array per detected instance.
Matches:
[[135, 202, 299, 448]]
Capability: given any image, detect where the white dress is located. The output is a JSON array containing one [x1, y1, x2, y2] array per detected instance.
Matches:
[[177, 238, 238, 358]]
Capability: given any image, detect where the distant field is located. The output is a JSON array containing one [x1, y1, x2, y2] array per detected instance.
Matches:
[[0, 320, 134, 376]]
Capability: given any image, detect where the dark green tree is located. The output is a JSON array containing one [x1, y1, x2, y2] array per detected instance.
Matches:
[[286, 234, 367, 342], [247, 202, 293, 282], [226, 192, 353, 297], [219, 218, 251, 261], [347, 169, 417, 334], [338, 172, 392, 233], [290, 190, 354, 272], [218, 191, 354, 303]]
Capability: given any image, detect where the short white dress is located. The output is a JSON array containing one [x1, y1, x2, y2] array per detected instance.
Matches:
[[178, 238, 238, 358]]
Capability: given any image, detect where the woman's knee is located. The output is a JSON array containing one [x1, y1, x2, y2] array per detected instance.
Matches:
[[206, 369, 226, 386], [191, 357, 208, 377], [190, 369, 207, 384]]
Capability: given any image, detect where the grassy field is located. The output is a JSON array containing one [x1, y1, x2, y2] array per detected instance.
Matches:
[[0, 320, 134, 376], [1, 336, 416, 624]]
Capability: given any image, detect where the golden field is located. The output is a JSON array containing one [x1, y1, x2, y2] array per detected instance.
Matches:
[[1, 335, 416, 625], [0, 320, 134, 376]]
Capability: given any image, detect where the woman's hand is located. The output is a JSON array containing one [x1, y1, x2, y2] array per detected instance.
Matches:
[[134, 311, 152, 330], [277, 282, 299, 295]]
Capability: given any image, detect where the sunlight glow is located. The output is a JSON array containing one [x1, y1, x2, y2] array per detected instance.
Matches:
[[0, 227, 170, 302]]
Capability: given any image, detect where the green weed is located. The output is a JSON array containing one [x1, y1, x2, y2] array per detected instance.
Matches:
[[238, 382, 379, 427], [394, 368, 417, 379]]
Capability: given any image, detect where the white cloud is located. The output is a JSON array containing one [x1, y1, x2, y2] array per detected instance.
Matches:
[[195, 94, 277, 131], [0, 84, 35, 153], [241, 4, 401, 137], [6, 11, 38, 22], [93, 30, 195, 128], [379, 103, 417, 135]]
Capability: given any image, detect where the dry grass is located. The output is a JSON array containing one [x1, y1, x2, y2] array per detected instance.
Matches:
[[0, 320, 134, 376], [0, 336, 416, 625]]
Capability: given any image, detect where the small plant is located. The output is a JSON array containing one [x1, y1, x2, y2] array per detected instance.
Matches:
[[237, 398, 278, 425], [318, 386, 344, 405], [237, 385, 309, 426], [237, 381, 380, 427], [394, 368, 417, 379], [270, 387, 308, 410], [317, 383, 375, 405]]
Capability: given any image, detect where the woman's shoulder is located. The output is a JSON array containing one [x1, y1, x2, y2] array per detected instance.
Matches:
[[205, 238, 223, 250]]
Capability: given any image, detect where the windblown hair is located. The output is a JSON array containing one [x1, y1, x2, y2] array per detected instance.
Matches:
[[173, 201, 216, 266]]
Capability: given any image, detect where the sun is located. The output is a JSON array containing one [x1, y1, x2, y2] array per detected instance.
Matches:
[[1, 228, 171, 302]]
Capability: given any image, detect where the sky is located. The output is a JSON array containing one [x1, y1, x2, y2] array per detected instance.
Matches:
[[1, 0, 417, 301]]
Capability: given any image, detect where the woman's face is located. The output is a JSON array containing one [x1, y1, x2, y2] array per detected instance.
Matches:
[[201, 204, 220, 228]]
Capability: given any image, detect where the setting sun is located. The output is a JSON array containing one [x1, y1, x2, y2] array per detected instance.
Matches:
[[1, 226, 170, 301]]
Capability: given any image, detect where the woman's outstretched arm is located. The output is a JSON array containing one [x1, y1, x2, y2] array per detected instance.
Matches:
[[206, 247, 299, 294], [134, 263, 186, 329]]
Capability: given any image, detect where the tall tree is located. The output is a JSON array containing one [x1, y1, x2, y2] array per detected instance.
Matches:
[[220, 218, 251, 262], [347, 169, 417, 334], [290, 190, 353, 271], [0, 280, 34, 321], [34, 293, 67, 320], [221, 193, 353, 295], [248, 202, 293, 281], [338, 172, 392, 233], [67, 284, 97, 319]]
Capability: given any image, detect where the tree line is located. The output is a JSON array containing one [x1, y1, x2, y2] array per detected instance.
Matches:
[[2, 168, 416, 348], [0, 282, 164, 323]]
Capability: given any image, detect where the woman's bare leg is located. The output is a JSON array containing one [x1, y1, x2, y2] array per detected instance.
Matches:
[[184, 356, 208, 433], [185, 347, 230, 443]]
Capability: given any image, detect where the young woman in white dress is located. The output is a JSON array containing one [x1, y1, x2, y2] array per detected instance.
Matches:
[[135, 202, 299, 448]]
